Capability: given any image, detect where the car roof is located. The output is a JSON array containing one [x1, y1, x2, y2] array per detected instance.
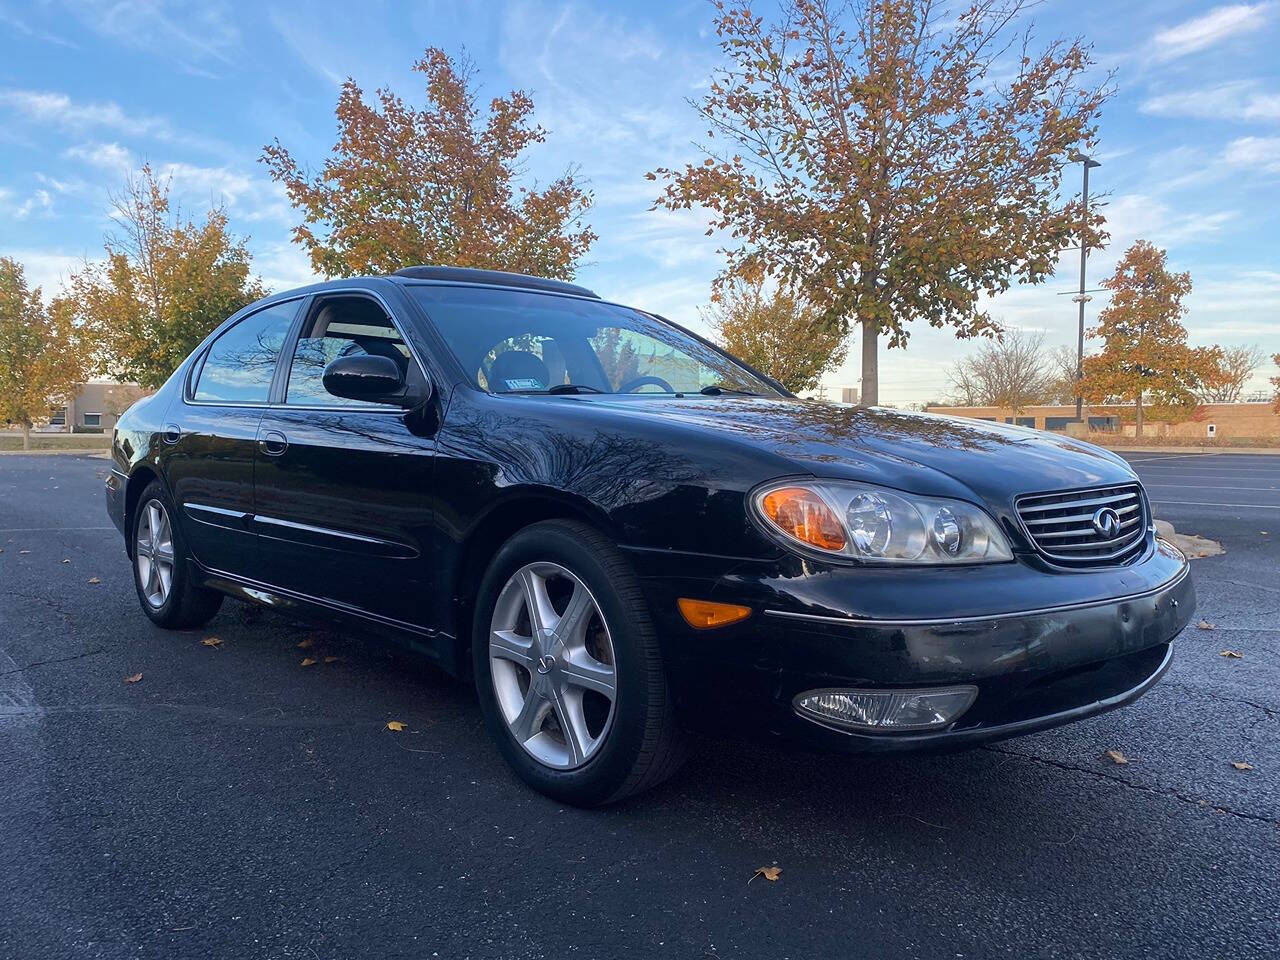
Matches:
[[390, 265, 599, 300]]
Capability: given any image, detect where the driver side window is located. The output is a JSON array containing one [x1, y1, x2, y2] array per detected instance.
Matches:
[[284, 296, 410, 407]]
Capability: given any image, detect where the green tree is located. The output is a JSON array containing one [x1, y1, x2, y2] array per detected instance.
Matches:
[[69, 164, 265, 389], [0, 259, 92, 449], [650, 0, 1111, 405], [262, 48, 596, 280], [700, 276, 846, 392], [1079, 241, 1223, 434]]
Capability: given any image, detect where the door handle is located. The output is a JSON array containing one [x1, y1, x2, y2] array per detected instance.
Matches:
[[162, 423, 181, 444], [259, 431, 288, 456]]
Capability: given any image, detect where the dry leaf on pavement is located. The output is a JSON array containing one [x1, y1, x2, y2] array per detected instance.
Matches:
[[201, 636, 222, 647], [124, 673, 143, 684], [386, 720, 406, 731], [301, 657, 318, 667], [750, 866, 782, 883], [1231, 761, 1254, 771], [297, 637, 315, 649], [1105, 749, 1130, 765], [1197, 620, 1215, 631], [1219, 650, 1243, 659]]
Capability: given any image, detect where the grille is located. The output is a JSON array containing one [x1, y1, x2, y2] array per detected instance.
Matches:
[[1016, 484, 1147, 565]]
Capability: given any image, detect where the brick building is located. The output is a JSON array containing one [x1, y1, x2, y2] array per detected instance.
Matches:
[[924, 401, 1280, 442]]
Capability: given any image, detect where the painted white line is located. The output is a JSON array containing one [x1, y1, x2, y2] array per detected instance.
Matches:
[[1125, 454, 1223, 463], [0, 526, 115, 532], [1152, 499, 1280, 509], [1141, 484, 1280, 491]]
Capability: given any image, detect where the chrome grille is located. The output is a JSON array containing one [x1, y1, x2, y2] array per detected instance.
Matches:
[[1016, 484, 1147, 565]]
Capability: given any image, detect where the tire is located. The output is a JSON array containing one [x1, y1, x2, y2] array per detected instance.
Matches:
[[472, 519, 687, 806], [131, 480, 223, 629]]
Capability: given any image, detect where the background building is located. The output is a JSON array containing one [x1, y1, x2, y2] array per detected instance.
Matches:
[[926, 401, 1280, 443]]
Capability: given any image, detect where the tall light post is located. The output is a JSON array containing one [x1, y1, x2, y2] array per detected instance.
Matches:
[[1071, 152, 1101, 421]]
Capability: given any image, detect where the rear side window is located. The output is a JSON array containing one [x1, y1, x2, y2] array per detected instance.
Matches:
[[192, 301, 298, 403]]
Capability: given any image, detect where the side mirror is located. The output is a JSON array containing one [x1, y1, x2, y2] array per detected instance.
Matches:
[[322, 354, 405, 402]]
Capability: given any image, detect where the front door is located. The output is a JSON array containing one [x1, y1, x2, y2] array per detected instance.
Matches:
[[164, 298, 302, 575], [251, 293, 437, 630]]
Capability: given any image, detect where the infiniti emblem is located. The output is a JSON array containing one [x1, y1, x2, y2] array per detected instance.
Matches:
[[536, 654, 557, 675], [1092, 506, 1122, 539]]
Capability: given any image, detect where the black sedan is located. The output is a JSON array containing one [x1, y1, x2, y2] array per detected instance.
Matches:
[[106, 266, 1195, 805]]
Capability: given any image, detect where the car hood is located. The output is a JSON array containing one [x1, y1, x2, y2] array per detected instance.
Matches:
[[577, 396, 1136, 506]]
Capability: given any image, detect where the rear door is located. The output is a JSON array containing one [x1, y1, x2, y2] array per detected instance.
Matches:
[[251, 290, 438, 629], [164, 298, 303, 576]]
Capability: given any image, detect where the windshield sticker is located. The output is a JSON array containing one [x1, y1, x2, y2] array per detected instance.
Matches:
[[504, 378, 544, 390]]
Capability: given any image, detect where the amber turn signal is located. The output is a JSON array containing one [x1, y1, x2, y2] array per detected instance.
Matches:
[[759, 486, 847, 552], [678, 598, 752, 630]]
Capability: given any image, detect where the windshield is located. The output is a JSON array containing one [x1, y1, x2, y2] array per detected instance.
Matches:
[[407, 284, 783, 397]]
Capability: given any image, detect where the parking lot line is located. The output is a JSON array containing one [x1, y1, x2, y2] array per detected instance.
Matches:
[[1146, 504, 1280, 512], [1142, 484, 1280, 491]]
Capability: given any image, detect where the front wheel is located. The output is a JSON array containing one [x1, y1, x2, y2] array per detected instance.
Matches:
[[472, 520, 686, 805], [131, 481, 223, 629]]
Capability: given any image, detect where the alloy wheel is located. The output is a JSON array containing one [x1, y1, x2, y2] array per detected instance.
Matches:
[[135, 499, 175, 609], [488, 562, 617, 770]]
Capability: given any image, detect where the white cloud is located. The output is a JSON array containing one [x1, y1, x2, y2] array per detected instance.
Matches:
[[0, 249, 95, 298], [58, 143, 294, 225], [63, 141, 133, 173], [1152, 3, 1272, 60], [1140, 81, 1280, 123], [53, 0, 241, 69], [1222, 135, 1280, 174], [252, 240, 320, 294], [0, 88, 172, 138], [14, 189, 54, 220]]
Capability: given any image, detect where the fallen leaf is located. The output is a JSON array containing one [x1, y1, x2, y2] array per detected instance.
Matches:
[[751, 866, 782, 883], [1231, 761, 1254, 771], [1105, 749, 1130, 765], [87, 577, 101, 584], [201, 636, 222, 647], [386, 720, 406, 731], [1197, 619, 1215, 631], [297, 637, 315, 649], [301, 657, 318, 667], [323, 656, 341, 664], [124, 672, 142, 684], [1219, 650, 1243, 659]]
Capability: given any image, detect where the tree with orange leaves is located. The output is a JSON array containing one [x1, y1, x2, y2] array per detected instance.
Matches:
[[1270, 354, 1280, 413], [650, 0, 1111, 406], [1079, 241, 1223, 435], [262, 49, 596, 281], [0, 258, 92, 449]]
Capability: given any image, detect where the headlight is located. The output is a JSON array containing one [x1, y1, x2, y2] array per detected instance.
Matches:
[[753, 480, 1012, 564]]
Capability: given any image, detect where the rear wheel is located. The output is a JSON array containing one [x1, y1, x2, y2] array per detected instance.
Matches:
[[472, 520, 686, 805], [131, 481, 223, 629]]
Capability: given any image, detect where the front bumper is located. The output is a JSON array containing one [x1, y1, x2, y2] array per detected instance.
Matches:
[[626, 537, 1195, 752]]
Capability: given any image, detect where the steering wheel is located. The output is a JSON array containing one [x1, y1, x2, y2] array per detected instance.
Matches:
[[618, 375, 675, 394]]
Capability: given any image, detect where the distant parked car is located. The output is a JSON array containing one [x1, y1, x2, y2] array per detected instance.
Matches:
[[106, 266, 1195, 805]]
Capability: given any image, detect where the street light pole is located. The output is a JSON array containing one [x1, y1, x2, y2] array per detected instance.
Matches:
[[1073, 154, 1101, 421]]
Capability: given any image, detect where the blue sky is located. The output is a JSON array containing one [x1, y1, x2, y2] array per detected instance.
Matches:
[[2, 0, 1278, 402]]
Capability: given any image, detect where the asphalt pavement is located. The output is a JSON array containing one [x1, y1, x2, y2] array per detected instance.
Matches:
[[1, 451, 1277, 960]]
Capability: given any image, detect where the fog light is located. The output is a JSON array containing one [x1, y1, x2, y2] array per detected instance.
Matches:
[[794, 686, 977, 732]]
